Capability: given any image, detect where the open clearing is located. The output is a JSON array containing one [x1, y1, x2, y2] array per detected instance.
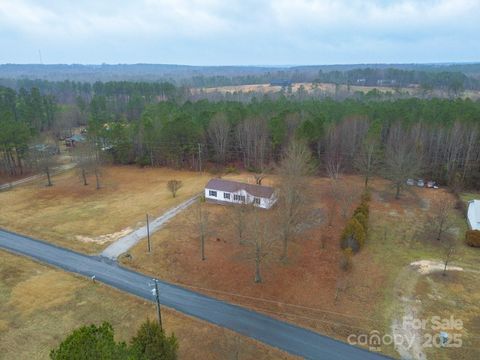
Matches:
[[370, 184, 480, 359], [122, 174, 389, 354], [2, 165, 479, 359], [192, 82, 480, 100], [0, 166, 210, 253], [121, 173, 480, 359], [0, 250, 295, 360]]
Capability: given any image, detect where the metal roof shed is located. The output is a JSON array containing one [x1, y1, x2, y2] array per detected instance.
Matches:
[[467, 200, 480, 230]]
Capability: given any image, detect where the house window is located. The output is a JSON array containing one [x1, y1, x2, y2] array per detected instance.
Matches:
[[233, 194, 246, 202], [224, 193, 230, 199], [209, 190, 217, 197], [254, 197, 261, 205]]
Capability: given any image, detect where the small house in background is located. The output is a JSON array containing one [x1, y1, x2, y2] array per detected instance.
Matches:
[[205, 178, 277, 209], [65, 134, 86, 148], [467, 200, 480, 230]]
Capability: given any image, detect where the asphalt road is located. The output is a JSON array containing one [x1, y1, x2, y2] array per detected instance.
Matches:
[[0, 229, 391, 360]]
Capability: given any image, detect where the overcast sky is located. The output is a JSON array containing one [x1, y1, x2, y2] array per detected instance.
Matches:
[[0, 0, 479, 65]]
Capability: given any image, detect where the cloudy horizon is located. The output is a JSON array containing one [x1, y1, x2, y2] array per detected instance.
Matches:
[[0, 0, 479, 65]]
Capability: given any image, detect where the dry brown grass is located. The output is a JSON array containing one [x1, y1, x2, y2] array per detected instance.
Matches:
[[121, 174, 480, 359], [367, 182, 480, 358], [192, 82, 480, 100], [0, 250, 296, 360], [0, 166, 211, 253], [416, 271, 480, 360], [122, 174, 387, 345]]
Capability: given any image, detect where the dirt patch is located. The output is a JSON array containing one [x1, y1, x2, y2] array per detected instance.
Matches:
[[390, 266, 426, 360], [76, 227, 133, 244], [410, 260, 463, 275], [391, 260, 476, 360]]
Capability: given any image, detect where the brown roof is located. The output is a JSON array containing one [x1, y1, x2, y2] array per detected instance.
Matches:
[[206, 178, 275, 199]]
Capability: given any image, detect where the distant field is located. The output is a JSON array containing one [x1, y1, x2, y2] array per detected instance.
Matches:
[[0, 166, 210, 253], [193, 82, 480, 99], [0, 250, 293, 360]]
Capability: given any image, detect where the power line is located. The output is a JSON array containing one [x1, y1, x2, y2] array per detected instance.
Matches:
[[163, 281, 383, 325]]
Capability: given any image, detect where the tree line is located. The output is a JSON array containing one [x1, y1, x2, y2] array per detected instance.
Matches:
[[0, 79, 181, 105], [2, 82, 480, 190], [85, 97, 480, 189], [315, 68, 478, 92], [0, 86, 56, 176]]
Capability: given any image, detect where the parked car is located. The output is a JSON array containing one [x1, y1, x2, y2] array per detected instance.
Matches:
[[406, 178, 415, 186], [417, 179, 425, 187], [427, 181, 436, 188]]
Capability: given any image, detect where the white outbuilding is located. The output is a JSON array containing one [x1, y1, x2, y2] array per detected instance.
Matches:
[[204, 178, 277, 209], [467, 200, 480, 230]]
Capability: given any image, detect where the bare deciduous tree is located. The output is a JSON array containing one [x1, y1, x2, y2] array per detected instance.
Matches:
[[384, 124, 422, 199], [277, 140, 314, 260], [429, 197, 455, 242], [246, 207, 275, 283], [254, 173, 265, 185], [320, 234, 330, 249], [94, 165, 102, 190], [334, 276, 349, 304], [354, 139, 380, 188], [330, 181, 358, 219], [325, 153, 342, 180], [236, 116, 269, 170], [90, 141, 103, 190], [443, 245, 455, 276], [208, 113, 230, 164], [229, 202, 250, 244], [29, 143, 58, 187], [326, 198, 337, 227], [167, 179, 183, 198], [73, 142, 97, 186], [324, 117, 369, 174], [192, 199, 209, 261]]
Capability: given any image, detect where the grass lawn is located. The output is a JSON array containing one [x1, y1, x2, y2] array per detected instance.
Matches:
[[0, 250, 295, 360], [416, 271, 480, 360], [459, 192, 479, 203], [366, 183, 480, 359], [0, 166, 211, 253]]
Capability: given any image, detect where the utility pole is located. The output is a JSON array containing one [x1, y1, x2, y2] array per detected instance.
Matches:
[[198, 143, 202, 172], [151, 279, 163, 330], [146, 214, 151, 253]]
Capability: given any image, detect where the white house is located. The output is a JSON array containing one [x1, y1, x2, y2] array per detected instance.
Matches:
[[204, 178, 277, 209], [467, 200, 480, 230]]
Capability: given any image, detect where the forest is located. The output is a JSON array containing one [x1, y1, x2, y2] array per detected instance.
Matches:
[[1, 81, 480, 190]]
